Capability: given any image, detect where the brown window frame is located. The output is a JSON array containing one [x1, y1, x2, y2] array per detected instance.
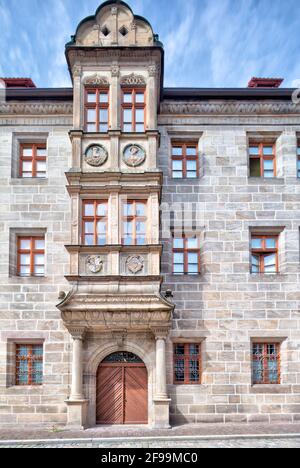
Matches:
[[251, 235, 279, 274], [122, 199, 147, 246], [121, 88, 146, 133], [173, 343, 202, 385], [171, 142, 199, 179], [19, 143, 47, 178], [82, 200, 108, 246], [252, 342, 281, 385], [173, 236, 200, 275], [17, 236, 45, 277], [16, 344, 43, 386], [84, 88, 110, 133], [249, 142, 276, 178]]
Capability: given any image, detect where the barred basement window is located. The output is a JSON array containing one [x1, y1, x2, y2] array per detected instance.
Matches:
[[122, 88, 146, 133], [172, 143, 198, 179], [252, 343, 280, 385], [251, 235, 279, 274], [174, 343, 201, 385], [82, 200, 108, 246], [85, 88, 109, 133], [249, 143, 276, 178], [16, 344, 43, 386], [122, 200, 147, 245], [17, 237, 45, 277], [20, 143, 47, 178], [173, 237, 200, 275]]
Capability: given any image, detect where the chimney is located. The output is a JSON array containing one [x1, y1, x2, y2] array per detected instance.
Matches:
[[248, 77, 284, 89], [1, 78, 36, 88]]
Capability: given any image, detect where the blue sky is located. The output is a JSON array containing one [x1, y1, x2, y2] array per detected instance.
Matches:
[[1, 0, 300, 88]]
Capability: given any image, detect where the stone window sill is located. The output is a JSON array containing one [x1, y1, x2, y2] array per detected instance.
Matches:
[[10, 178, 48, 185], [248, 177, 284, 184], [251, 385, 292, 394]]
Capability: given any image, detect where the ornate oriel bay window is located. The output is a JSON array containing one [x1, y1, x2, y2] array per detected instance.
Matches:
[[174, 343, 201, 384], [121, 88, 146, 132], [122, 200, 147, 245], [84, 88, 109, 133], [252, 343, 280, 385], [82, 200, 108, 246], [16, 344, 43, 386]]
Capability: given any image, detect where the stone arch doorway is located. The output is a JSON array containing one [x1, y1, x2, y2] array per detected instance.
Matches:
[[96, 351, 148, 425]]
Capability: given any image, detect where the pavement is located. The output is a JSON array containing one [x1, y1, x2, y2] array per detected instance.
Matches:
[[0, 423, 300, 448]]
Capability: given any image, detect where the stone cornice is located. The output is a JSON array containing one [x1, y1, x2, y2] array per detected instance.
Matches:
[[160, 100, 300, 116], [0, 102, 73, 115]]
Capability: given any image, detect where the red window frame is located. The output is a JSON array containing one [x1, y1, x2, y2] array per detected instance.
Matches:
[[82, 200, 108, 246], [252, 343, 281, 385], [16, 344, 43, 386], [249, 142, 276, 177], [17, 237, 45, 277], [251, 235, 279, 274], [173, 236, 200, 275], [174, 343, 201, 385], [122, 200, 147, 245], [171, 142, 199, 179], [20, 143, 47, 178], [84, 88, 109, 133], [121, 88, 146, 133]]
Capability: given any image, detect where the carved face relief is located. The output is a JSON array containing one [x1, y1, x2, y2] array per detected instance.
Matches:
[[86, 256, 103, 274], [123, 145, 146, 167], [126, 256, 144, 275], [85, 145, 108, 167]]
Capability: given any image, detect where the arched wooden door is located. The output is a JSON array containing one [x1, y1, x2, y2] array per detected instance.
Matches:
[[96, 352, 148, 425]]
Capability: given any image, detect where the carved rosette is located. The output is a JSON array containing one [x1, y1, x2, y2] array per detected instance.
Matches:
[[85, 145, 108, 167], [126, 256, 144, 275], [120, 74, 146, 86], [86, 256, 104, 274], [83, 74, 109, 87], [123, 144, 146, 167]]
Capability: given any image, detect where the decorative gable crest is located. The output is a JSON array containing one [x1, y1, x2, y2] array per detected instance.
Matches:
[[120, 74, 146, 86], [83, 74, 109, 87]]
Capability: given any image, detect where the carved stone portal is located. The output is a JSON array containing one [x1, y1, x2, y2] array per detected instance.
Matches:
[[123, 145, 146, 167], [126, 256, 144, 274], [86, 256, 103, 274], [85, 145, 108, 167]]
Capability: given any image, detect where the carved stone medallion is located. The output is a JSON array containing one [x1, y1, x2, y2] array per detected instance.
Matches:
[[86, 256, 103, 274], [123, 145, 146, 167], [126, 256, 144, 275], [85, 145, 108, 167]]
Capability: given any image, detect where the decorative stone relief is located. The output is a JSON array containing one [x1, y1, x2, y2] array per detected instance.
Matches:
[[111, 64, 120, 77], [86, 256, 103, 274], [126, 256, 144, 275], [148, 65, 159, 77], [123, 144, 146, 167], [120, 74, 146, 86], [85, 145, 108, 167], [83, 74, 109, 87]]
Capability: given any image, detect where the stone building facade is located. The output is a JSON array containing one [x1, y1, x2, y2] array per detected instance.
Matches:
[[0, 1, 300, 429]]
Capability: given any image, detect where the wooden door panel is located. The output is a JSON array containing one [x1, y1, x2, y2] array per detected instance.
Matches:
[[124, 367, 148, 424], [96, 367, 123, 424]]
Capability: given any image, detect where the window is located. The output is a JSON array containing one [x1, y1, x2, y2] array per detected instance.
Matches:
[[297, 141, 300, 178], [16, 344, 43, 386], [174, 343, 201, 384], [85, 88, 109, 133], [172, 143, 198, 179], [249, 143, 276, 178], [122, 200, 147, 245], [173, 237, 200, 275], [251, 235, 278, 274], [17, 237, 45, 277], [20, 143, 47, 178], [82, 200, 108, 246], [252, 343, 280, 385], [122, 88, 146, 132]]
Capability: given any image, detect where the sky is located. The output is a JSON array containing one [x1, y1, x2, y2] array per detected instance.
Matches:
[[1, 0, 300, 89]]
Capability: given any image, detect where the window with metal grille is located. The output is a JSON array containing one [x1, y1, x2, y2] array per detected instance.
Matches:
[[16, 344, 43, 386], [82, 200, 108, 246], [122, 88, 146, 133], [172, 143, 198, 179], [122, 200, 147, 245], [85, 88, 109, 133], [174, 343, 201, 384], [251, 235, 279, 274], [17, 237, 45, 277], [252, 343, 280, 384], [249, 143, 276, 177], [20, 143, 47, 178], [173, 237, 200, 275]]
